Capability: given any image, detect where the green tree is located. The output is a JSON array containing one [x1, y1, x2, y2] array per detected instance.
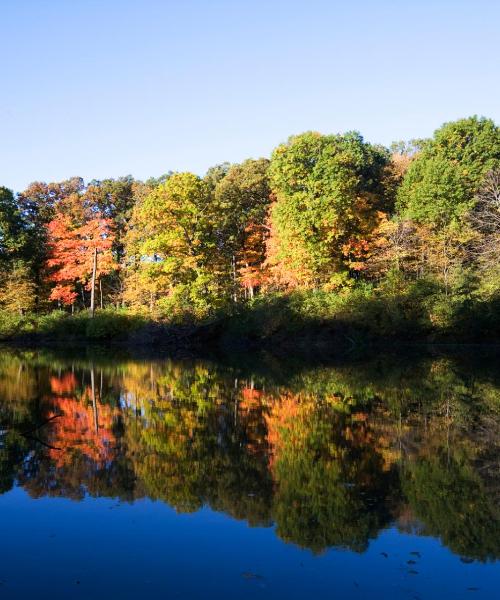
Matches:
[[0, 187, 28, 267], [268, 131, 389, 289], [397, 116, 500, 227], [395, 117, 500, 295], [0, 187, 34, 313]]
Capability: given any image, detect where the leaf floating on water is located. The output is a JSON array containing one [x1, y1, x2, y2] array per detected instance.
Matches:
[[407, 560, 417, 565], [467, 588, 479, 592], [241, 572, 264, 581], [380, 552, 388, 558], [408, 570, 419, 575], [460, 557, 474, 564], [410, 551, 421, 558]]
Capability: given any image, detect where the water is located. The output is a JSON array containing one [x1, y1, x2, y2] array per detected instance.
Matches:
[[0, 347, 498, 599]]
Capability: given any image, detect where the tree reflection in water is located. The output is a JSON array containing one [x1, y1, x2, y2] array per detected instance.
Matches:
[[0, 348, 498, 561]]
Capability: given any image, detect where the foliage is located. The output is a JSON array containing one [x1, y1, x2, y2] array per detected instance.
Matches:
[[0, 115, 499, 342], [47, 204, 116, 306], [213, 158, 271, 298], [267, 131, 389, 288], [397, 116, 500, 228]]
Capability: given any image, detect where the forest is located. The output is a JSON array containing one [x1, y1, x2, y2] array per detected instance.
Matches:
[[1, 115, 499, 344]]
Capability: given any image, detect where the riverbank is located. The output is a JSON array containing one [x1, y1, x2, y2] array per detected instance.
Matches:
[[1, 288, 499, 351]]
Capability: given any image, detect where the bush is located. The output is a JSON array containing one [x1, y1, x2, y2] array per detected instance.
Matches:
[[0, 311, 34, 339], [0, 309, 147, 342], [85, 309, 145, 340]]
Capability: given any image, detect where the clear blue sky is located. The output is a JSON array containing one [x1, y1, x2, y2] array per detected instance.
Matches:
[[2, 0, 499, 192]]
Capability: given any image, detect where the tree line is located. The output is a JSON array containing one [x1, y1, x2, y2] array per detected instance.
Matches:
[[1, 115, 499, 336]]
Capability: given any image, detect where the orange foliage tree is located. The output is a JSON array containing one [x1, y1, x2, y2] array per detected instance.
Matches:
[[237, 222, 269, 298], [47, 208, 116, 307]]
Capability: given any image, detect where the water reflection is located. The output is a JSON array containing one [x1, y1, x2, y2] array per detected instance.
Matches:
[[0, 348, 498, 561]]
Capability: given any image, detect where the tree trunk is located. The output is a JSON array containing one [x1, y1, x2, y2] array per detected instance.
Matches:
[[245, 262, 254, 299], [232, 254, 237, 302], [90, 247, 97, 318], [99, 278, 103, 309]]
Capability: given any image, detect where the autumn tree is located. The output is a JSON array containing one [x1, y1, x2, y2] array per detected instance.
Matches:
[[0, 262, 36, 314], [17, 178, 86, 306], [46, 198, 116, 310], [124, 172, 225, 317], [267, 131, 389, 290], [213, 158, 271, 299], [82, 176, 141, 305]]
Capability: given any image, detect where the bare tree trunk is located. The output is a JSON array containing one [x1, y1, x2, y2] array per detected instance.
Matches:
[[90, 247, 97, 318], [245, 262, 254, 299], [99, 278, 103, 309], [232, 254, 237, 302]]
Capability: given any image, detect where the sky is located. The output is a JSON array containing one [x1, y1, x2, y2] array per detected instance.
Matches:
[[1, 0, 499, 192]]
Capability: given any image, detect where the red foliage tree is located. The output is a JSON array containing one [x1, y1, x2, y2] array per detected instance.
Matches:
[[47, 209, 116, 307]]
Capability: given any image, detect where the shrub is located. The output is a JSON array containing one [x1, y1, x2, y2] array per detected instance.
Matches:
[[0, 311, 34, 339], [85, 309, 145, 340]]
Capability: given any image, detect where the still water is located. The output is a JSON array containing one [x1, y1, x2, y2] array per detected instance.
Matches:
[[0, 347, 498, 599]]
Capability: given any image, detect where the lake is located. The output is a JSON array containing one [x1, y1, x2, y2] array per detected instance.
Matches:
[[0, 346, 498, 599]]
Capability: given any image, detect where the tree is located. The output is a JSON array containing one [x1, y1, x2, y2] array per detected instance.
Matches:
[[468, 169, 500, 293], [267, 131, 389, 289], [395, 117, 500, 291], [397, 116, 500, 228], [213, 158, 271, 299], [83, 177, 141, 307], [0, 187, 34, 313], [0, 262, 36, 314], [17, 177, 85, 307], [47, 206, 116, 310], [0, 187, 28, 268], [204, 162, 231, 190], [125, 172, 223, 317], [85, 176, 137, 260]]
